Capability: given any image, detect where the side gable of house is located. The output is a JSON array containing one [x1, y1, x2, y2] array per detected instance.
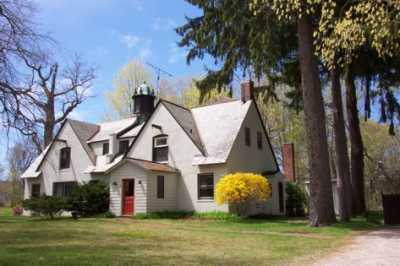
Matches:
[[126, 101, 204, 166], [226, 101, 279, 174], [22, 120, 97, 186]]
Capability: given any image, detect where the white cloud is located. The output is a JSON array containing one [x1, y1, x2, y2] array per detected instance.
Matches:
[[121, 34, 141, 49]]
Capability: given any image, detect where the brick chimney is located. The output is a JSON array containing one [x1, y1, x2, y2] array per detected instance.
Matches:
[[241, 80, 255, 102], [282, 143, 296, 181]]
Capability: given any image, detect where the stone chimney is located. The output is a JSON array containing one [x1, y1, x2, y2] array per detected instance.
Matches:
[[241, 80, 255, 102], [282, 143, 296, 182]]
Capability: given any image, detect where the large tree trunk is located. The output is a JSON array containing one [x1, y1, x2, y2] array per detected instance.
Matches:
[[297, 15, 336, 226], [331, 66, 352, 221], [43, 96, 55, 148], [345, 68, 366, 215]]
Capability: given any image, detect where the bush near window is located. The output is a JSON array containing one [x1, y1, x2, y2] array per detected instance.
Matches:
[[66, 181, 109, 218], [216, 172, 272, 217], [22, 196, 68, 219], [285, 182, 307, 217]]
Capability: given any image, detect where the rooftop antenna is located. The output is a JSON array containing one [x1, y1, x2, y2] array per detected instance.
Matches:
[[146, 62, 173, 97]]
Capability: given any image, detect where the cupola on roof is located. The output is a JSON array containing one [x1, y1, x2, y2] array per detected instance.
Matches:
[[134, 82, 155, 96]]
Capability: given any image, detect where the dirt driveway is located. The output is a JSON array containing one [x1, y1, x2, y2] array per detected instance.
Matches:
[[314, 229, 400, 266]]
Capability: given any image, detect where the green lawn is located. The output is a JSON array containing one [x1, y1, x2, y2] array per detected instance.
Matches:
[[0, 208, 380, 266]]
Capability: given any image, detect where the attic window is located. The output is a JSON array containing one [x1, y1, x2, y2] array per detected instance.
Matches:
[[257, 131, 263, 150], [245, 127, 251, 146], [119, 140, 129, 154], [153, 135, 168, 163], [102, 142, 109, 155], [59, 147, 71, 169]]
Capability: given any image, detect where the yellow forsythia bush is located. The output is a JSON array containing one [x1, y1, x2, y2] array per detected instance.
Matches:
[[215, 172, 272, 205]]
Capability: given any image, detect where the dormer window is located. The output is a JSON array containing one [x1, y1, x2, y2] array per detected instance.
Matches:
[[59, 147, 71, 169], [119, 140, 129, 154], [102, 142, 109, 155], [153, 135, 168, 163], [245, 127, 251, 146]]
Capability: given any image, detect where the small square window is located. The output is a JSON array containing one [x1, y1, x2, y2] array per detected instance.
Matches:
[[198, 173, 214, 200], [31, 183, 40, 198], [59, 147, 71, 169], [102, 142, 109, 155], [157, 175, 165, 199], [245, 127, 251, 146], [119, 140, 129, 154], [257, 131, 263, 150]]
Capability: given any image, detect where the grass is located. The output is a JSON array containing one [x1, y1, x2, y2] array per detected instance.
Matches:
[[0, 208, 381, 266]]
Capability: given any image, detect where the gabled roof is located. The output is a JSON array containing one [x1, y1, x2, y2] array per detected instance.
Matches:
[[191, 100, 252, 164], [68, 119, 99, 163], [87, 117, 138, 143], [86, 155, 178, 174], [21, 144, 51, 178], [126, 158, 178, 173], [161, 101, 206, 155]]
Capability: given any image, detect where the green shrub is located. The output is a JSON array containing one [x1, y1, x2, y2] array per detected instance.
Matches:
[[66, 180, 109, 217], [104, 211, 116, 218], [22, 196, 68, 219], [285, 182, 307, 217]]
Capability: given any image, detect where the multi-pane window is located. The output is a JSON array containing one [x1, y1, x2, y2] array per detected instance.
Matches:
[[119, 140, 129, 154], [245, 127, 251, 146], [31, 183, 41, 198], [102, 142, 109, 155], [59, 147, 71, 169], [257, 131, 263, 150], [157, 175, 165, 199], [153, 135, 168, 163], [198, 173, 214, 200], [278, 182, 284, 213], [53, 182, 77, 198]]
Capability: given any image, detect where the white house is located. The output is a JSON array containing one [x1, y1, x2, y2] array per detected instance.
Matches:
[[21, 81, 286, 216]]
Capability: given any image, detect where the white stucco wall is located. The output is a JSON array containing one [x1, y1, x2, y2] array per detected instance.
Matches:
[[128, 104, 229, 212], [226, 103, 285, 215], [26, 122, 94, 198]]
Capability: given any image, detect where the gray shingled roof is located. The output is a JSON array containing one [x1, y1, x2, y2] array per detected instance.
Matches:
[[191, 100, 252, 165], [87, 117, 138, 143], [161, 101, 206, 155], [68, 119, 99, 164]]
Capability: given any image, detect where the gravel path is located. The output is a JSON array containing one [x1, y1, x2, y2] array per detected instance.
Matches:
[[314, 229, 400, 266]]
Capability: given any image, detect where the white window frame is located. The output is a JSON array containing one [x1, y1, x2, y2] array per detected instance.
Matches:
[[153, 136, 168, 163], [154, 136, 168, 148]]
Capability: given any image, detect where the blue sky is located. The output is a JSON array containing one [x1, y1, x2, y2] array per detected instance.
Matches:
[[34, 0, 209, 123], [0, 0, 213, 173]]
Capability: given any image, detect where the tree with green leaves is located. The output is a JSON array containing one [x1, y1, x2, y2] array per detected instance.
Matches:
[[178, 0, 336, 226], [105, 59, 152, 120]]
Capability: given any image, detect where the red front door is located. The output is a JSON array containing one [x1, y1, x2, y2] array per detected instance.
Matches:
[[122, 179, 135, 216]]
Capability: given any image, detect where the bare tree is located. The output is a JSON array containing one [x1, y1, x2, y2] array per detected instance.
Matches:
[[8, 55, 96, 151], [7, 139, 36, 206], [0, 0, 46, 118]]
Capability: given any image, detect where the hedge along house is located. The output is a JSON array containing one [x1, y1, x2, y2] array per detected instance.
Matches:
[[21, 81, 286, 216]]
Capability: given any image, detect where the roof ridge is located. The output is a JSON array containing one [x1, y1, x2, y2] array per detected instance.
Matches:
[[160, 99, 191, 111], [190, 98, 240, 109], [67, 118, 99, 127], [98, 116, 137, 125]]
